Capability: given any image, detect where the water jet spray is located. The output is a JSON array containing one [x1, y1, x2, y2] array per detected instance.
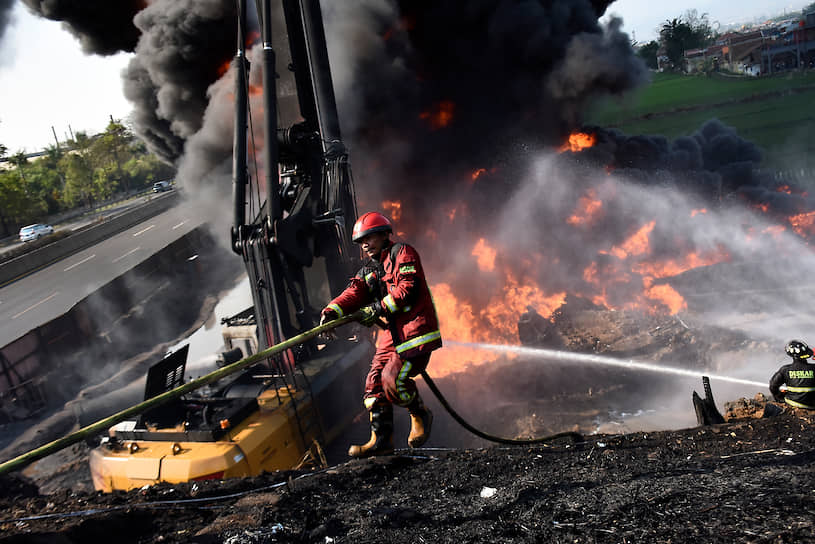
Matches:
[[447, 341, 767, 389]]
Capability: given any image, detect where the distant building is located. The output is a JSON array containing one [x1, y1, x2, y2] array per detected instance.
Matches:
[[681, 12, 815, 76]]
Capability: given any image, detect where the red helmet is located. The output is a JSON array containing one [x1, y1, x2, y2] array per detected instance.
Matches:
[[352, 212, 392, 242]]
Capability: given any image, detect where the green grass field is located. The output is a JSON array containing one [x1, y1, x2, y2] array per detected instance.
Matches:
[[586, 72, 815, 170]]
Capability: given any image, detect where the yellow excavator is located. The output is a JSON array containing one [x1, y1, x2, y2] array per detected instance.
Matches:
[[88, 0, 371, 491]]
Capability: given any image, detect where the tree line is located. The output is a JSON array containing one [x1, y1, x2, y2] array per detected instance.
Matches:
[[636, 10, 715, 72], [0, 120, 175, 238], [638, 4, 815, 72]]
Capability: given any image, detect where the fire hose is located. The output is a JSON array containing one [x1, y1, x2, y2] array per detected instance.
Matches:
[[367, 316, 582, 445], [0, 310, 578, 476]]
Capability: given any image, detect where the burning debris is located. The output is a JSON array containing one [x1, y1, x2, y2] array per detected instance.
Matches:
[[19, 1, 809, 355], [13, 0, 813, 452]]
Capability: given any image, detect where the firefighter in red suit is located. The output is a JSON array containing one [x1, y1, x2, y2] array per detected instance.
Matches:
[[320, 212, 442, 457]]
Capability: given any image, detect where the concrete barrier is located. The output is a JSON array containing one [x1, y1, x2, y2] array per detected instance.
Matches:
[[0, 192, 179, 286], [0, 226, 245, 428]]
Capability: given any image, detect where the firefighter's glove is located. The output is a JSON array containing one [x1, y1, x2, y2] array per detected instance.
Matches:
[[359, 302, 384, 328], [319, 309, 338, 341]]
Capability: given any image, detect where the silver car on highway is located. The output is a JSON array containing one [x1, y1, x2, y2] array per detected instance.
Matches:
[[19, 223, 54, 242]]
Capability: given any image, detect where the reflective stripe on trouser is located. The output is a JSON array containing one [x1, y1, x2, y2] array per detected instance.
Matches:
[[396, 330, 441, 355], [785, 397, 815, 409], [365, 349, 431, 407]]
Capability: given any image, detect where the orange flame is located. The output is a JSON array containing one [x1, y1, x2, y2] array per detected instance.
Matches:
[[762, 225, 786, 238], [643, 280, 687, 315], [632, 249, 730, 280], [690, 208, 707, 217], [586, 227, 730, 315], [246, 31, 260, 47], [381, 200, 402, 223], [566, 189, 603, 226], [469, 167, 497, 185], [602, 221, 655, 260], [419, 101, 455, 130], [217, 60, 231, 78], [790, 211, 815, 238], [472, 238, 497, 272], [558, 132, 596, 153], [430, 271, 565, 376], [471, 168, 487, 182]]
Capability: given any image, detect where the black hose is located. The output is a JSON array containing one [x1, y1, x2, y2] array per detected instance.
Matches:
[[420, 370, 583, 445]]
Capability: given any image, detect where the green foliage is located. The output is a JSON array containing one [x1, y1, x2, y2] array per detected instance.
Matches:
[[659, 10, 715, 71], [637, 41, 660, 70], [60, 152, 95, 208], [92, 120, 134, 192], [0, 170, 46, 237], [0, 120, 176, 235], [25, 160, 64, 214], [123, 153, 175, 188]]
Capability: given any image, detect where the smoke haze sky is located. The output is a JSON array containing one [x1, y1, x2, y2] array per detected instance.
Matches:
[[0, 0, 804, 154]]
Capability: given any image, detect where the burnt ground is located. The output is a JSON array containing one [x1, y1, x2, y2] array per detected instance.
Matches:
[[2, 409, 814, 543], [1, 297, 809, 543]]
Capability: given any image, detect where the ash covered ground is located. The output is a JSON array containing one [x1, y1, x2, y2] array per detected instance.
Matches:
[[2, 407, 813, 543], [3, 297, 810, 543]]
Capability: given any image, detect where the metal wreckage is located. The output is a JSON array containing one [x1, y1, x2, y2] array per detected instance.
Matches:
[[84, 0, 379, 491]]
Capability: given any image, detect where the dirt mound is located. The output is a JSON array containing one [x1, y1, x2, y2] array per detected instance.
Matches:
[[2, 410, 814, 543]]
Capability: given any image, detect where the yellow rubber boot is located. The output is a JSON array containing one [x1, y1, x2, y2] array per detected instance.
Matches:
[[407, 398, 433, 448], [348, 403, 393, 458]]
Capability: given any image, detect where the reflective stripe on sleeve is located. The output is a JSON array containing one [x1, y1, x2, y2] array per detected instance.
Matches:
[[383, 294, 399, 313], [785, 397, 815, 409], [786, 386, 815, 393], [327, 303, 344, 317], [396, 330, 442, 354]]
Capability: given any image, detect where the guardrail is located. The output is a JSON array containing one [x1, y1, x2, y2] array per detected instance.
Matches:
[[0, 192, 180, 287]]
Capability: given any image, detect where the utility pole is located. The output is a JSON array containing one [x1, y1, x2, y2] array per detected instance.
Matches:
[[51, 126, 60, 152]]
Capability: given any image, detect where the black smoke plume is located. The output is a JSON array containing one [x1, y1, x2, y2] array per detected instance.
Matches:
[[325, 0, 648, 201], [20, 0, 143, 54], [19, 0, 812, 320], [0, 0, 14, 46], [123, 0, 236, 164], [17, 0, 236, 165]]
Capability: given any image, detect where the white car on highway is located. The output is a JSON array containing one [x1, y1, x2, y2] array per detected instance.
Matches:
[[18, 223, 54, 242]]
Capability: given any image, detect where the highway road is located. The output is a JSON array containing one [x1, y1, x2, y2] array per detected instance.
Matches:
[[0, 191, 168, 257], [0, 201, 207, 347]]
